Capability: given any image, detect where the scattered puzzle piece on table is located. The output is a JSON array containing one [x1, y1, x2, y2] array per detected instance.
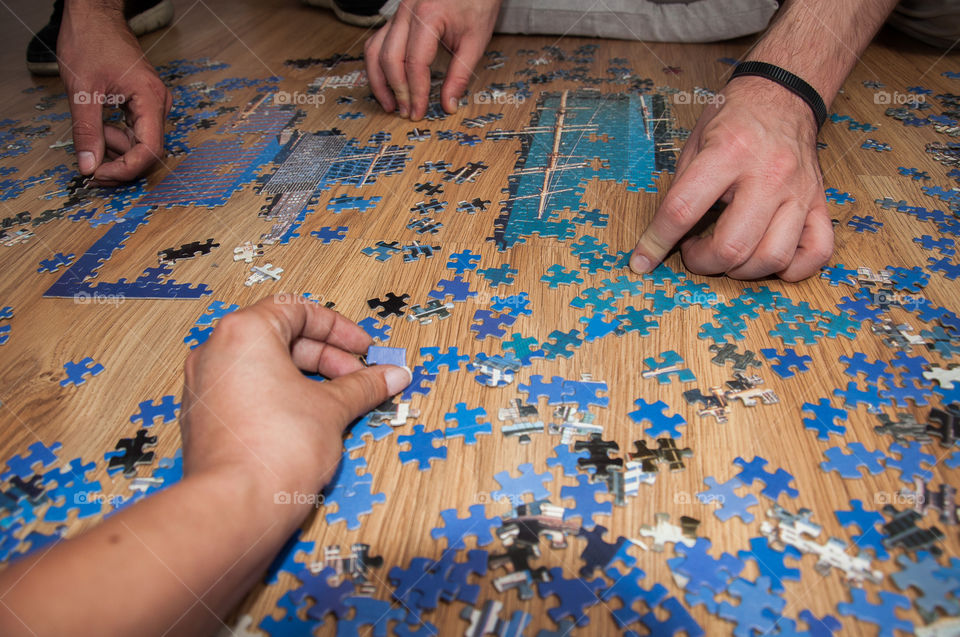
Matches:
[[628, 399, 686, 438], [837, 589, 913, 637], [129, 396, 181, 426], [476, 263, 518, 287], [443, 403, 492, 444], [760, 348, 812, 378], [641, 350, 695, 384], [59, 357, 104, 387], [696, 477, 758, 523], [431, 505, 501, 549], [310, 226, 348, 243], [105, 429, 157, 477], [820, 443, 886, 479], [732, 456, 799, 500], [37, 252, 74, 273], [491, 462, 552, 505], [397, 425, 446, 469]]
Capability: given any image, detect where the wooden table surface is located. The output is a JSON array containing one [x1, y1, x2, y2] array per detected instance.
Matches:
[[1, 0, 958, 634]]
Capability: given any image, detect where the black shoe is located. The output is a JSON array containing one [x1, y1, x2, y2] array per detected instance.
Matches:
[[303, 0, 393, 27], [26, 0, 175, 76]]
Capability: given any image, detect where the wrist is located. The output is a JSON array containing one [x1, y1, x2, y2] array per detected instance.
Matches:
[[723, 75, 819, 133], [183, 463, 316, 530]]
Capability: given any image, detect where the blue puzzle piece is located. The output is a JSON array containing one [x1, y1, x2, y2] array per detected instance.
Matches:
[[820, 264, 858, 286], [397, 425, 446, 469], [184, 326, 212, 349], [600, 566, 669, 628], [634, 596, 704, 637], [491, 292, 531, 316], [310, 226, 349, 243], [628, 399, 686, 438], [470, 309, 517, 340], [491, 462, 552, 505], [400, 365, 436, 400], [541, 264, 584, 288], [357, 316, 391, 342], [337, 597, 405, 637], [546, 444, 589, 477], [324, 480, 386, 530], [537, 567, 605, 627], [886, 442, 935, 483], [760, 348, 812, 378], [1, 441, 62, 481], [579, 312, 622, 341], [833, 381, 891, 414], [446, 249, 481, 273], [732, 456, 799, 500], [838, 353, 892, 384], [801, 398, 848, 440], [736, 537, 801, 593], [518, 374, 568, 405], [837, 589, 912, 637], [428, 276, 477, 302], [561, 474, 612, 529], [717, 576, 786, 637], [194, 301, 239, 326], [366, 345, 406, 367], [419, 346, 469, 374], [129, 396, 181, 426], [37, 252, 74, 273], [696, 477, 758, 523], [476, 263, 518, 287], [820, 443, 886, 479], [835, 499, 888, 559], [430, 504, 501, 549], [443, 402, 492, 444], [60, 357, 104, 387]]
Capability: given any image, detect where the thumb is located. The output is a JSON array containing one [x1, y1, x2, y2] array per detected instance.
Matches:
[[68, 92, 105, 176], [319, 364, 412, 432]]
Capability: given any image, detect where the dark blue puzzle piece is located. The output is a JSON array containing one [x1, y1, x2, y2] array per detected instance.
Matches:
[[801, 398, 848, 440], [397, 425, 446, 469], [628, 398, 686, 438], [129, 395, 181, 426], [537, 567, 605, 627]]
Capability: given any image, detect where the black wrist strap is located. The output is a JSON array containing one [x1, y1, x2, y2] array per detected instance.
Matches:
[[728, 61, 827, 130]]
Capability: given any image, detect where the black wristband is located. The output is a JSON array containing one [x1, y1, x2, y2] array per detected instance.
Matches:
[[728, 61, 827, 130]]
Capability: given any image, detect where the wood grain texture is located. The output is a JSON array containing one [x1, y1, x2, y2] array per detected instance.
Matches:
[[0, 0, 957, 634]]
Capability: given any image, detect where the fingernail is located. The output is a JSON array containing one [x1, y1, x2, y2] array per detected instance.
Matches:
[[384, 365, 412, 395], [446, 97, 458, 112], [630, 253, 652, 274], [77, 151, 95, 175], [398, 105, 409, 118]]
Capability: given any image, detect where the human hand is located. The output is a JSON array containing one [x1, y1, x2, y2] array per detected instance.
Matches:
[[365, 0, 501, 120], [179, 296, 411, 502], [58, 1, 170, 184], [630, 76, 834, 281]]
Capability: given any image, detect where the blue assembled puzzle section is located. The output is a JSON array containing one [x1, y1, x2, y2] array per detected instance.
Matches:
[[2, 41, 960, 636]]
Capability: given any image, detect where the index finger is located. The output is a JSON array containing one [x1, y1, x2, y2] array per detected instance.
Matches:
[[94, 89, 166, 182], [630, 149, 737, 274], [405, 18, 440, 121]]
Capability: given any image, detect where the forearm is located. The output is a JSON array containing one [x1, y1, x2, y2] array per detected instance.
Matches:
[[0, 469, 309, 636], [744, 0, 899, 105]]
